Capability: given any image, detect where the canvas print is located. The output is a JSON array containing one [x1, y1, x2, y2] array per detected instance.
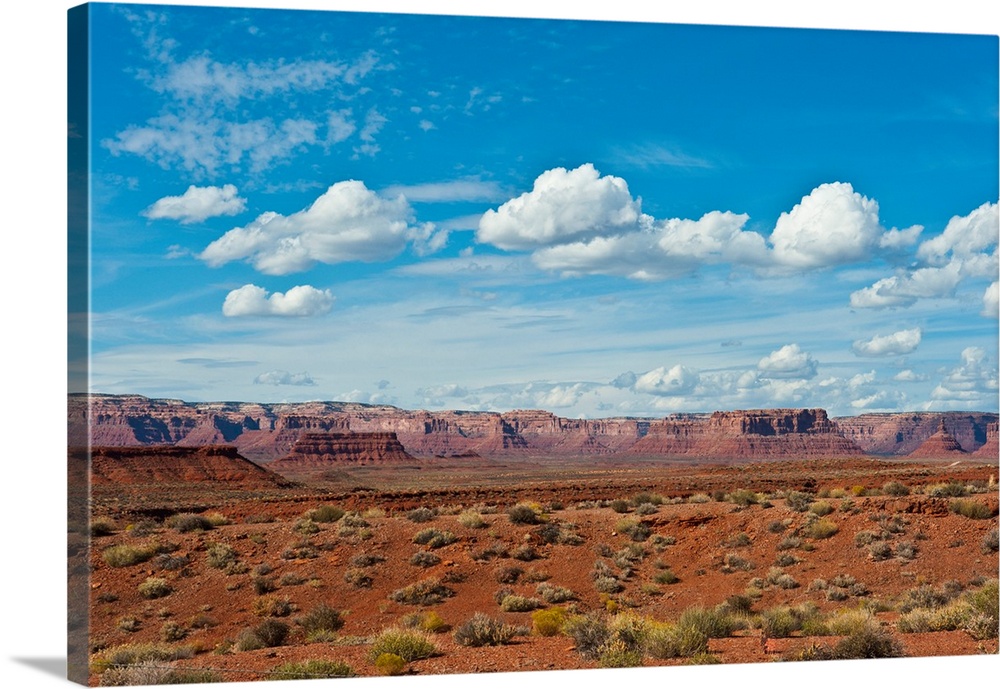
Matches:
[[68, 2, 999, 686]]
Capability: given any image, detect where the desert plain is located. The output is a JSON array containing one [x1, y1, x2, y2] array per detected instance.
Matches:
[[69, 395, 1000, 686]]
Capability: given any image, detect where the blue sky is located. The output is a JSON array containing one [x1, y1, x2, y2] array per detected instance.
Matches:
[[81, 1, 999, 417]]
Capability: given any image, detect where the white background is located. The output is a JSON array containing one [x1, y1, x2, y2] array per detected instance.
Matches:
[[1, 1, 997, 688]]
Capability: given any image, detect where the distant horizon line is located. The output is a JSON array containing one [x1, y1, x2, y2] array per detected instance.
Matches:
[[70, 392, 999, 421]]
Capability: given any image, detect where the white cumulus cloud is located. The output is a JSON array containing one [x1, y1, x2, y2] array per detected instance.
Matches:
[[983, 281, 999, 319], [477, 164, 642, 250], [200, 181, 437, 274], [757, 344, 818, 379], [222, 284, 334, 317], [142, 184, 246, 224], [634, 365, 700, 396], [769, 182, 885, 269], [852, 202, 998, 312], [849, 262, 964, 309], [930, 347, 999, 405], [851, 327, 922, 357]]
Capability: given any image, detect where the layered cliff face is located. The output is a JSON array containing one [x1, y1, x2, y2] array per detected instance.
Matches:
[[269, 432, 416, 469], [627, 409, 862, 458], [85, 445, 292, 487], [973, 423, 998, 458], [908, 424, 967, 459], [835, 412, 997, 455], [74, 394, 997, 462]]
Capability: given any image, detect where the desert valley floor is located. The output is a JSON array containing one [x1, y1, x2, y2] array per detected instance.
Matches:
[[76, 453, 999, 686]]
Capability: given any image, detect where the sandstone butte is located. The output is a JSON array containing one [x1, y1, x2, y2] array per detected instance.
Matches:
[[68, 394, 998, 465]]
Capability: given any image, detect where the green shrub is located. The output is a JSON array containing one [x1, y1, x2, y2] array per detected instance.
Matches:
[[373, 653, 407, 676], [457, 510, 486, 528], [882, 481, 910, 496], [412, 528, 458, 549], [809, 501, 834, 517], [296, 603, 344, 636], [654, 569, 679, 585], [453, 613, 517, 646], [645, 621, 708, 658], [251, 619, 289, 647], [832, 623, 904, 659], [927, 482, 968, 497], [598, 637, 643, 668], [617, 518, 651, 542], [102, 544, 156, 568], [159, 621, 186, 642], [91, 643, 196, 674], [390, 578, 454, 606], [536, 582, 575, 603], [409, 551, 441, 568], [117, 616, 141, 633], [271, 660, 354, 680], [806, 518, 838, 539], [344, 568, 373, 588], [726, 489, 759, 507], [564, 613, 611, 659], [252, 596, 292, 617], [499, 594, 543, 612], [91, 518, 116, 537], [406, 507, 436, 523], [784, 491, 813, 512], [982, 529, 999, 554], [293, 518, 320, 535], [677, 606, 739, 639], [532, 607, 567, 636], [370, 628, 438, 660], [776, 535, 802, 551], [137, 577, 171, 599], [722, 553, 754, 572], [950, 499, 995, 520], [304, 505, 345, 523], [593, 575, 623, 594], [205, 543, 239, 570], [166, 513, 214, 533], [508, 503, 543, 524]]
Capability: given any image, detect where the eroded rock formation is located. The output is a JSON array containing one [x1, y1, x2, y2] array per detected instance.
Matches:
[[270, 432, 416, 469], [73, 394, 997, 462], [85, 445, 292, 487]]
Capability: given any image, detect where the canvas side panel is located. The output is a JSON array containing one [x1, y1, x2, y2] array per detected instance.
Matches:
[[67, 3, 91, 685]]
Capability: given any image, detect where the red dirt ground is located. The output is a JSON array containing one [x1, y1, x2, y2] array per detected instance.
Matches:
[[84, 457, 999, 685]]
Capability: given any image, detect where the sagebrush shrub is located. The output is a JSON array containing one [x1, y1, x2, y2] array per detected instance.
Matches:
[[499, 594, 543, 612], [564, 613, 610, 659], [457, 510, 486, 529], [950, 499, 994, 520], [412, 528, 457, 549], [508, 503, 542, 524], [166, 513, 214, 533], [305, 505, 345, 523], [369, 628, 437, 660], [409, 551, 441, 568], [137, 577, 171, 599], [406, 507, 436, 523], [272, 660, 354, 680], [453, 613, 517, 647], [296, 603, 344, 635], [102, 544, 156, 568], [390, 578, 454, 606]]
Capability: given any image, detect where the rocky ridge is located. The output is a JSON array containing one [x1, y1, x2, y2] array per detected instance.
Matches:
[[71, 394, 998, 462], [85, 445, 293, 487]]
